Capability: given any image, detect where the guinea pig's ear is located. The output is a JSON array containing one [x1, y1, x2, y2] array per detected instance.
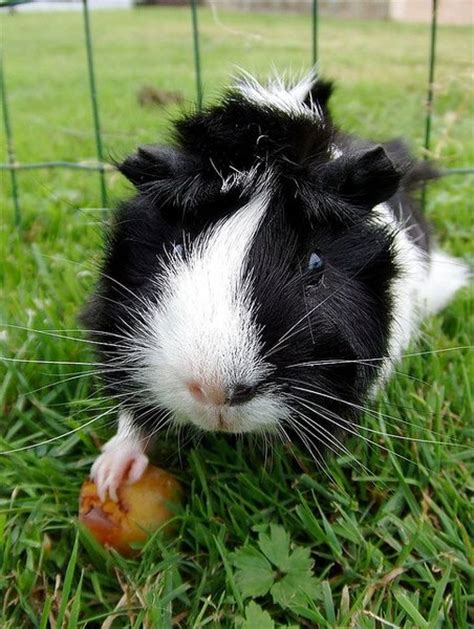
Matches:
[[321, 145, 404, 211], [118, 144, 191, 188], [303, 77, 334, 114]]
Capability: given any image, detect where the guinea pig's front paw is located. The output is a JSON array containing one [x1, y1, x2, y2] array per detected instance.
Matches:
[[90, 441, 149, 502]]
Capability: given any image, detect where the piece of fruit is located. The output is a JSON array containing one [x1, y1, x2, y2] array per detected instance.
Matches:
[[79, 464, 182, 556]]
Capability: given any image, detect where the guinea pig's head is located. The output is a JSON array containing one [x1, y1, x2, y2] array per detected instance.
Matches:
[[83, 73, 405, 452]]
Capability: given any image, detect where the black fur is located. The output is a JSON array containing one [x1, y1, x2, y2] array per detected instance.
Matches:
[[83, 76, 434, 461]]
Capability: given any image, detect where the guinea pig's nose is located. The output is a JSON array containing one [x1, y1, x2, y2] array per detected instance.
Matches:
[[187, 381, 227, 406], [187, 381, 256, 406], [227, 383, 257, 406]]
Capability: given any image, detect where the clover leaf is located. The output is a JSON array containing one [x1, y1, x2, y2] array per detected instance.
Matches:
[[232, 524, 320, 613], [257, 524, 291, 569], [232, 544, 275, 598], [241, 601, 274, 629]]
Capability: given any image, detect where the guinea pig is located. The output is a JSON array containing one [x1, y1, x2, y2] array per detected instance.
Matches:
[[82, 72, 468, 501]]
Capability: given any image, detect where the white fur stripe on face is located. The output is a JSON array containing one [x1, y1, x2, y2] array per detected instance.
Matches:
[[136, 192, 275, 424]]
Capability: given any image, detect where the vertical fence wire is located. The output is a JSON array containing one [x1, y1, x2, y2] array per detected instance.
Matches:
[[0, 53, 21, 224], [190, 0, 203, 110], [2, 0, 472, 225], [422, 0, 438, 209], [312, 0, 318, 65], [82, 0, 107, 208], [424, 0, 439, 156]]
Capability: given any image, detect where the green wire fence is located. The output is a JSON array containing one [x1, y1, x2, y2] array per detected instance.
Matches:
[[1, 0, 473, 225]]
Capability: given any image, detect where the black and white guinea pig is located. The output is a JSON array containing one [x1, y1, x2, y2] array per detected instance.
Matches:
[[82, 72, 468, 501]]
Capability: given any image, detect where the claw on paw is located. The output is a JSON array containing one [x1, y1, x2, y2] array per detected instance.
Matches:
[[90, 443, 149, 502]]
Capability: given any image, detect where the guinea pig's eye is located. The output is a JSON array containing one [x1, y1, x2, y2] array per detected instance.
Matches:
[[306, 251, 325, 286], [308, 251, 325, 273]]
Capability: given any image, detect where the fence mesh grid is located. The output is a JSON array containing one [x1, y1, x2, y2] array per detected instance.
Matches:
[[1, 0, 473, 224]]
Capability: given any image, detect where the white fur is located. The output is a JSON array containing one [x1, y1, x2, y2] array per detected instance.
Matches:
[[371, 203, 468, 385], [235, 70, 322, 119], [130, 191, 290, 433], [420, 249, 469, 314], [219, 163, 261, 194], [330, 144, 343, 159], [90, 411, 148, 501], [373, 203, 429, 368]]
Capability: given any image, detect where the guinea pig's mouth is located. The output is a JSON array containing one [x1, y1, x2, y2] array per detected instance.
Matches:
[[216, 411, 233, 432], [168, 386, 288, 435], [180, 406, 253, 434]]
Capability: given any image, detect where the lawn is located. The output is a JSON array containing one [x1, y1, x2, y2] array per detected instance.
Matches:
[[1, 6, 473, 627]]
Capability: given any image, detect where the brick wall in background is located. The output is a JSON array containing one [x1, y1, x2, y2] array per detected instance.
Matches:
[[390, 0, 473, 26], [205, 0, 473, 25]]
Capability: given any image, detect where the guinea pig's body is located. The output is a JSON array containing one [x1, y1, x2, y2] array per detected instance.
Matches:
[[84, 73, 468, 500]]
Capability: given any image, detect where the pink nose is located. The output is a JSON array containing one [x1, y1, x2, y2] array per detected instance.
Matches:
[[187, 381, 257, 406], [187, 381, 227, 406]]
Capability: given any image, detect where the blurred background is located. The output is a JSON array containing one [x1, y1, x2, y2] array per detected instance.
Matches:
[[9, 0, 474, 25], [2, 0, 473, 222]]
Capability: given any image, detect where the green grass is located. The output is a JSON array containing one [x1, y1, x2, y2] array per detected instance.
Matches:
[[1, 7, 473, 627]]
